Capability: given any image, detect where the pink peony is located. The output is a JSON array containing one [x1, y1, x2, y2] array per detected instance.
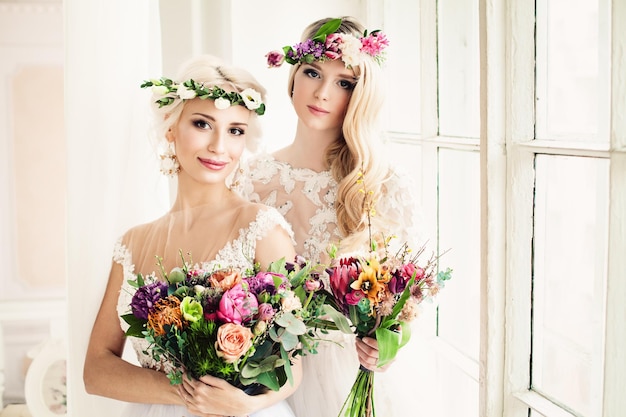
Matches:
[[217, 283, 258, 324]]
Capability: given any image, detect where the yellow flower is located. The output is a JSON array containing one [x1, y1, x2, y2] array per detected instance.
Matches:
[[351, 260, 384, 303]]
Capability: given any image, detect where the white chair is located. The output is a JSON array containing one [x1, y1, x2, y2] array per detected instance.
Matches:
[[24, 339, 67, 417]]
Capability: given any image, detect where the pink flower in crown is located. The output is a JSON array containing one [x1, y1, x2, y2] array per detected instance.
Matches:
[[217, 283, 258, 325], [324, 33, 344, 60], [360, 32, 389, 58], [266, 50, 285, 68]]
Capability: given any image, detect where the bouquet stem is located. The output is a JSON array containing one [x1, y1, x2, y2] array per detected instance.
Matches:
[[338, 365, 375, 417]]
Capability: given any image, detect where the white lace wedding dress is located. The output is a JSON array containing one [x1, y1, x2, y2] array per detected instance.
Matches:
[[114, 206, 296, 417], [236, 154, 425, 417]]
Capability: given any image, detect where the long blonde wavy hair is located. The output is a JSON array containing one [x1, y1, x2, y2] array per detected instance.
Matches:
[[287, 17, 391, 252]]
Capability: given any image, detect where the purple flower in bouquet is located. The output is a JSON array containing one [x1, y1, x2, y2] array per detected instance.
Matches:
[[130, 281, 168, 320], [247, 271, 286, 296], [285, 254, 308, 273], [217, 283, 259, 325], [257, 303, 275, 321]]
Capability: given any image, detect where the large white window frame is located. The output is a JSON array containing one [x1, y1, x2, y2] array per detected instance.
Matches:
[[383, 0, 626, 416], [481, 1, 626, 416]]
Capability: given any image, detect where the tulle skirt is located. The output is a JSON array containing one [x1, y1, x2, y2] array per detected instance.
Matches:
[[120, 399, 295, 417]]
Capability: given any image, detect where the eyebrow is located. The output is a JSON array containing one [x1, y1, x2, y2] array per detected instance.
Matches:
[[191, 113, 249, 127], [306, 62, 358, 81]]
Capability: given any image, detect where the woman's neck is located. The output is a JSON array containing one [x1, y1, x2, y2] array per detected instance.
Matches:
[[170, 178, 235, 212], [274, 122, 340, 172]]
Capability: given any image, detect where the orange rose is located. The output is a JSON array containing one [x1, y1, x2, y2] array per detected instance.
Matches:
[[215, 323, 253, 363], [209, 268, 242, 291]]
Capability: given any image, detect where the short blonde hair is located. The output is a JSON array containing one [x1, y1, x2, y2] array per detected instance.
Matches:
[[151, 55, 267, 153]]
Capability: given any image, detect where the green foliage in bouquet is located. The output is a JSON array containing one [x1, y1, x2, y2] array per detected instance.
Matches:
[[121, 252, 336, 393]]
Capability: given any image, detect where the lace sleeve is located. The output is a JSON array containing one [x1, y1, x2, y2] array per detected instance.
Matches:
[[232, 154, 267, 203], [247, 206, 295, 244], [112, 237, 137, 332]]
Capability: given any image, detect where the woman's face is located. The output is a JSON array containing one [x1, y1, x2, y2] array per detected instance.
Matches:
[[291, 59, 356, 135], [167, 96, 250, 185]]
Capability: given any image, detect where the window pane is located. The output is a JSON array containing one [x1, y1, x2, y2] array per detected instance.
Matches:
[[535, 0, 607, 141], [532, 155, 608, 416], [438, 0, 479, 138], [384, 1, 421, 134], [438, 149, 480, 361]]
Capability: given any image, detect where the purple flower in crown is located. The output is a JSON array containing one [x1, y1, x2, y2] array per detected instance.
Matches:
[[130, 281, 168, 320], [267, 18, 389, 68]]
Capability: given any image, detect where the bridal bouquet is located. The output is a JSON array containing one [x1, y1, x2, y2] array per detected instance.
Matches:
[[121, 253, 331, 394], [325, 240, 452, 416], [322, 171, 452, 417]]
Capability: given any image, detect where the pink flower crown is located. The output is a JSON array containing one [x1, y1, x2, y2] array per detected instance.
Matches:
[[265, 18, 389, 69]]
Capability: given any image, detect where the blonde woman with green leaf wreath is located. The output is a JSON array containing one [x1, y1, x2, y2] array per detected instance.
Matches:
[[84, 55, 302, 417], [235, 17, 425, 417]]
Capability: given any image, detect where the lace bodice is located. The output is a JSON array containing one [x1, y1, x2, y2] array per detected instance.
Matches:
[[115, 207, 292, 371], [236, 153, 424, 264]]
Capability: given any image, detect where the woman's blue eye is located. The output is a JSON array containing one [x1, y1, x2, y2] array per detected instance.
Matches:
[[339, 79, 355, 90], [303, 68, 320, 78]]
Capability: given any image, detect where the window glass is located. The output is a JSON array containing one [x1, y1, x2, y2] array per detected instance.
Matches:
[[383, 1, 421, 134], [532, 155, 608, 416], [438, 0, 480, 138], [437, 149, 480, 360], [535, 0, 607, 141]]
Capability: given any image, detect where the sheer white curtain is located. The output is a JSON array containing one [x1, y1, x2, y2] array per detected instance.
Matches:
[[65, 1, 168, 415]]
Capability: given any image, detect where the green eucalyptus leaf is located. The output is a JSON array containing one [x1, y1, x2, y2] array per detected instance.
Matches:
[[241, 363, 262, 378], [280, 345, 293, 385], [256, 371, 280, 392], [275, 312, 306, 335], [322, 304, 353, 334], [280, 331, 299, 351]]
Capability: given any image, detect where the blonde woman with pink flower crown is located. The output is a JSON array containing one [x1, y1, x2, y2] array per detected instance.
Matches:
[[84, 54, 303, 417], [235, 16, 425, 417]]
